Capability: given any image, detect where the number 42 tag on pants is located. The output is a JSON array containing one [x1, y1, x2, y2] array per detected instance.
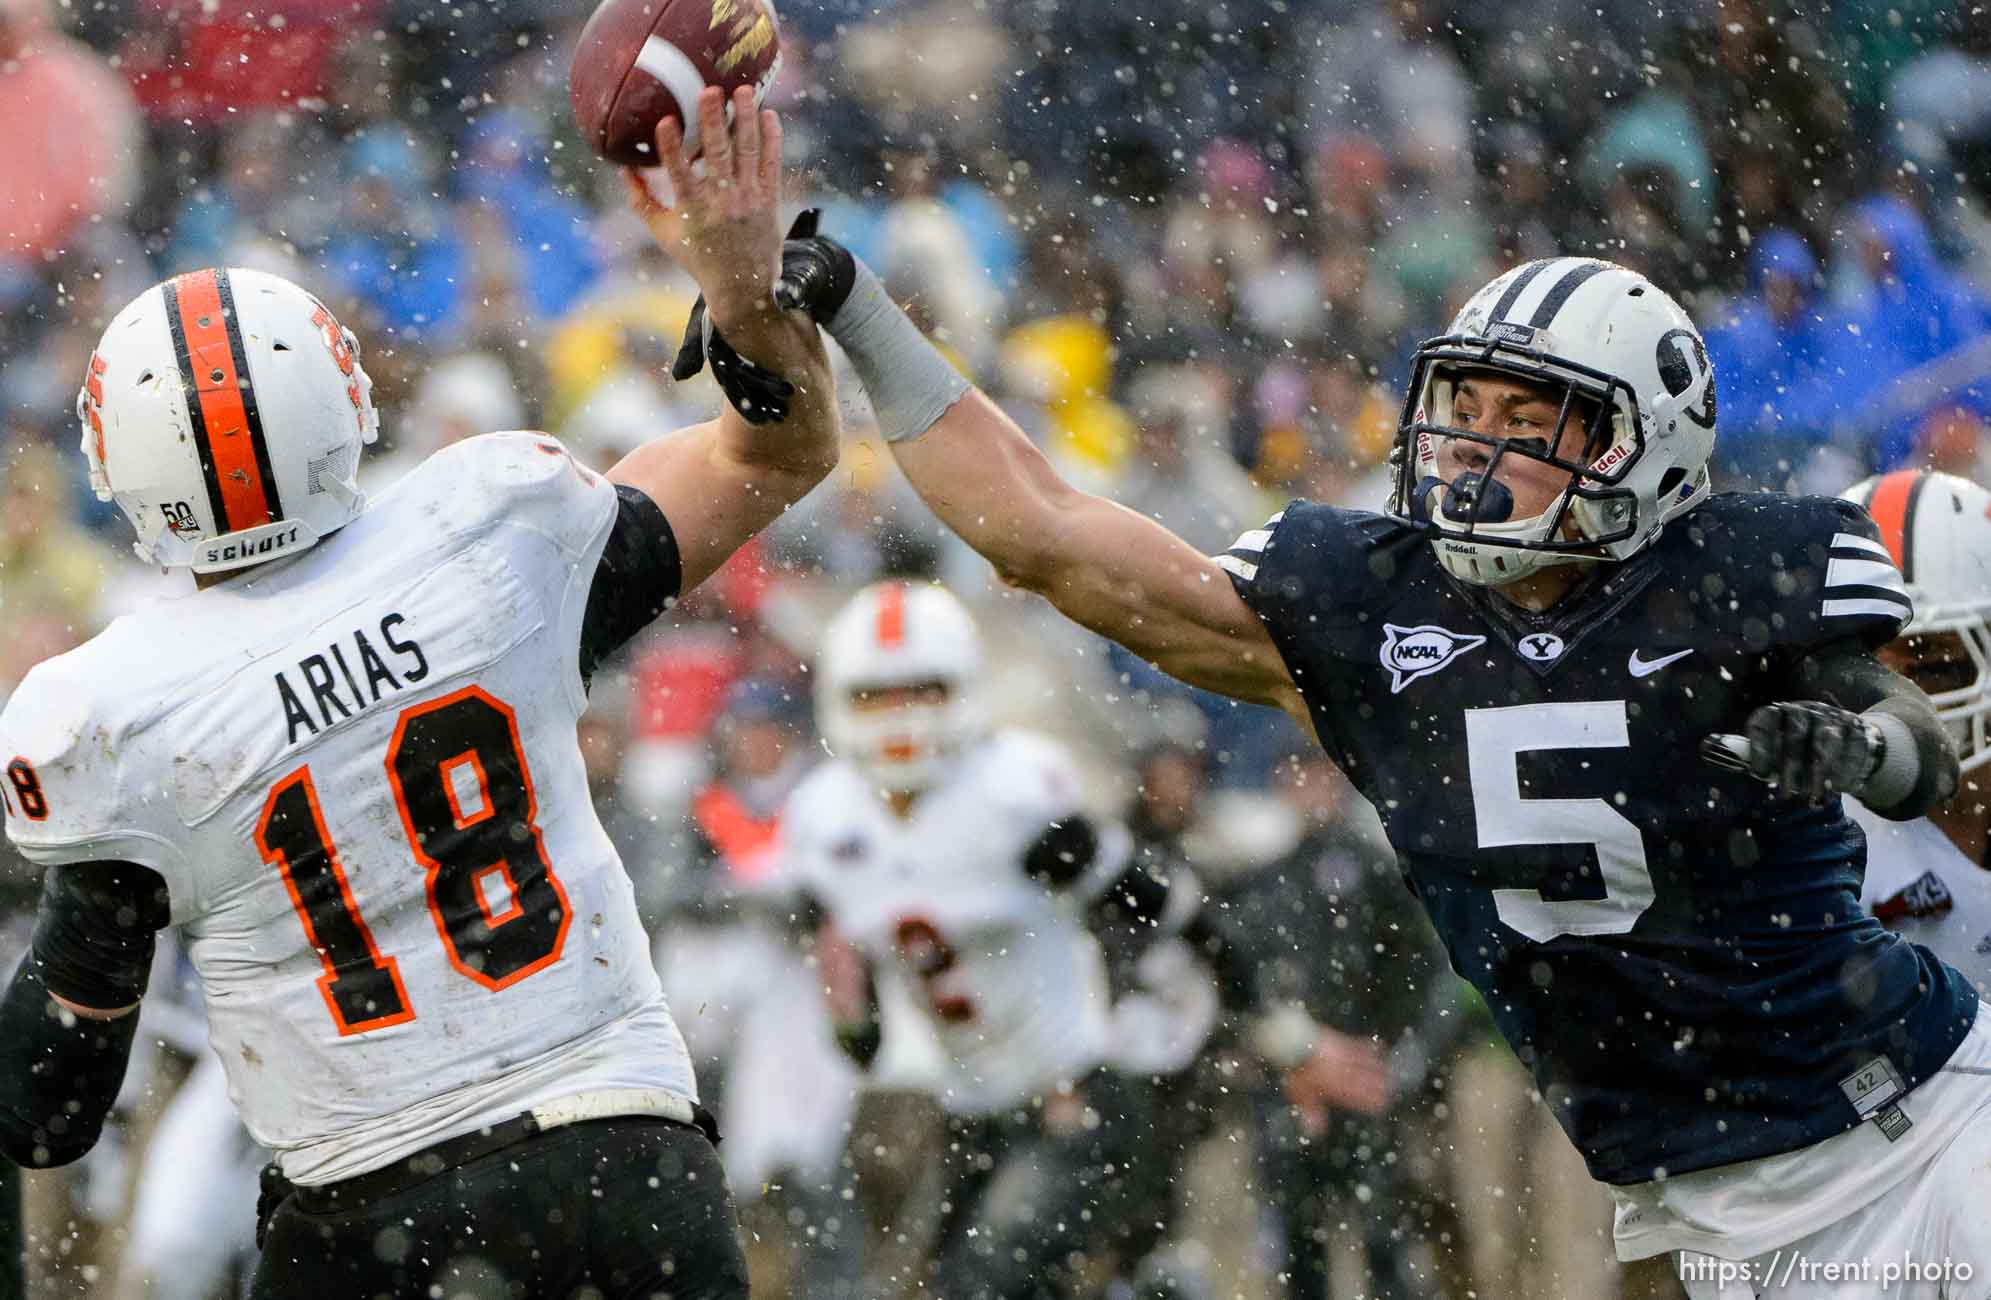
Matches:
[[1839, 1056, 1914, 1141]]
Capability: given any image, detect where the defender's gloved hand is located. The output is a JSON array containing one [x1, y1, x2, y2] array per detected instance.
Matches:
[[771, 210, 858, 323], [1741, 701, 1884, 802], [668, 210, 830, 424]]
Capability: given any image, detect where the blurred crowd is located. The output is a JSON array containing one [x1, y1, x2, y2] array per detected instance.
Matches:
[[11, 0, 1991, 1295]]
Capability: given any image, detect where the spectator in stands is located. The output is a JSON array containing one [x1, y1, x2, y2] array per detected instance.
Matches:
[[0, 0, 140, 268], [319, 129, 468, 343], [1702, 229, 1845, 488], [454, 110, 603, 321], [1833, 192, 1991, 467], [1114, 365, 1269, 557], [0, 442, 117, 694]]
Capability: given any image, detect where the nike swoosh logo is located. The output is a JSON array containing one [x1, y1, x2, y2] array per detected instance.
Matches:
[[1628, 648, 1694, 678]]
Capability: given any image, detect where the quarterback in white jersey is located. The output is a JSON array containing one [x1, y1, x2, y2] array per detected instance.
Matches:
[[1843, 468, 1991, 994], [6, 431, 699, 1179], [0, 91, 837, 1300]]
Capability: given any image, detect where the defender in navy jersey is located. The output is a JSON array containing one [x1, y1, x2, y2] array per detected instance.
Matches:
[[774, 243, 1991, 1289], [1220, 489, 1968, 1185]]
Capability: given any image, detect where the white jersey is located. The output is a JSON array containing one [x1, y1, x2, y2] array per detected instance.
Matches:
[[0, 433, 694, 1184], [783, 730, 1116, 1116], [1849, 801, 1991, 995]]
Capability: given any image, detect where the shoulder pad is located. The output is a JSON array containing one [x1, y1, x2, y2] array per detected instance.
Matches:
[[1220, 500, 1422, 632], [0, 653, 179, 871], [414, 432, 618, 556], [1679, 494, 1911, 650]]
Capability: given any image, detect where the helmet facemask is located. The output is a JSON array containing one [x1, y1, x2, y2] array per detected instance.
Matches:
[[1893, 610, 1991, 775], [826, 678, 980, 794], [1390, 336, 1650, 588]]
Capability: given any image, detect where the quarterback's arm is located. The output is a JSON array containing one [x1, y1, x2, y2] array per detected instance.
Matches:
[[787, 239, 1299, 716], [607, 90, 838, 596], [0, 862, 169, 1167], [1022, 817, 1256, 1012]]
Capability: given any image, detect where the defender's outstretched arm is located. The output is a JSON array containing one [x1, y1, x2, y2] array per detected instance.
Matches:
[[800, 246, 1301, 719]]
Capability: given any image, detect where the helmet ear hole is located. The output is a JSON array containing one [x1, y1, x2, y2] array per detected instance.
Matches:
[[1657, 467, 1687, 497], [272, 341, 292, 352]]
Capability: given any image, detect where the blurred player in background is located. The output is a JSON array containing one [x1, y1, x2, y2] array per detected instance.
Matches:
[[0, 89, 833, 1300], [1225, 744, 1463, 1300], [769, 238, 1991, 1296], [783, 581, 1387, 1300], [1841, 468, 1991, 993]]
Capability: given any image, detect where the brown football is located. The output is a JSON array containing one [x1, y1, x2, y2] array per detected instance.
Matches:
[[570, 0, 782, 167]]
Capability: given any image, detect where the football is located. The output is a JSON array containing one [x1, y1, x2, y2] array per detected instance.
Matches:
[[569, 0, 782, 167]]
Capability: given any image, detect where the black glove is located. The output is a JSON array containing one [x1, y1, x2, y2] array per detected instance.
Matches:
[[1741, 701, 1883, 802], [255, 1161, 296, 1249], [669, 209, 856, 421], [772, 209, 857, 323], [668, 211, 831, 425]]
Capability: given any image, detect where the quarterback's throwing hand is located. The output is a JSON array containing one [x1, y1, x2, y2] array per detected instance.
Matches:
[[1739, 701, 1882, 802], [623, 85, 784, 325]]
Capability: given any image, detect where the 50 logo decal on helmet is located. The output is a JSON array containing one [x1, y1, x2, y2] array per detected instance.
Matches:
[[1380, 623, 1487, 693], [160, 500, 201, 539], [309, 302, 366, 431], [255, 687, 570, 1035]]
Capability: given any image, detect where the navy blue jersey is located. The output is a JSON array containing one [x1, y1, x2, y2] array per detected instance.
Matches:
[[1222, 493, 1979, 1184]]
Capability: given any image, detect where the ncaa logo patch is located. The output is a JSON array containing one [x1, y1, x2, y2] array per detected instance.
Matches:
[[1380, 623, 1487, 694]]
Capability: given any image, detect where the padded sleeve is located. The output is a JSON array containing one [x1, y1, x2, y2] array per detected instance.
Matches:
[[578, 485, 684, 680], [31, 862, 172, 1010]]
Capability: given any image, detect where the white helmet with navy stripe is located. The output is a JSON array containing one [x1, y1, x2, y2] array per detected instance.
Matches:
[[1841, 469, 1991, 772], [1388, 257, 1718, 586]]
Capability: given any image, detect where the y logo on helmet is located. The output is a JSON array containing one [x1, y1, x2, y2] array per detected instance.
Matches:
[[309, 303, 366, 432], [1656, 329, 1717, 431], [1380, 623, 1487, 693]]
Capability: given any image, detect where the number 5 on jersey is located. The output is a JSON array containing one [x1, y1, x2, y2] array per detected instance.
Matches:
[[255, 687, 571, 1035], [1465, 700, 1656, 942]]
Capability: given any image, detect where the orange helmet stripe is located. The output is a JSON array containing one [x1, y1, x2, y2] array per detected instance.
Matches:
[[1864, 468, 1925, 581], [875, 582, 906, 648], [162, 268, 281, 534]]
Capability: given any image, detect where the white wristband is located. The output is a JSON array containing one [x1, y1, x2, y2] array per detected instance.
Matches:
[[1859, 709, 1919, 810], [825, 260, 971, 444]]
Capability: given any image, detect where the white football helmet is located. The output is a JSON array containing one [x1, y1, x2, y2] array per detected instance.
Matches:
[[1841, 469, 1991, 772], [78, 267, 380, 573], [1389, 256, 1718, 586], [816, 582, 984, 794]]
